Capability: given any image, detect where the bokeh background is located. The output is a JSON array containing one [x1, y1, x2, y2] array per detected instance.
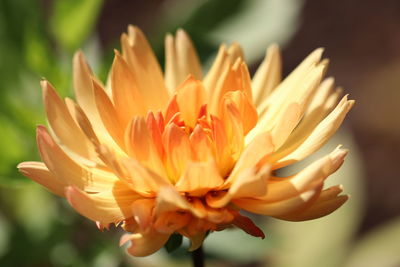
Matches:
[[1, 0, 399, 266]]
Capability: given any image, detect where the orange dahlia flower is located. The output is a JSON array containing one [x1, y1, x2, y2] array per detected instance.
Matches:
[[18, 26, 354, 257]]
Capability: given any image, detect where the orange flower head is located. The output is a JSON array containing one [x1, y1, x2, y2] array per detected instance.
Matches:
[[18, 26, 354, 256]]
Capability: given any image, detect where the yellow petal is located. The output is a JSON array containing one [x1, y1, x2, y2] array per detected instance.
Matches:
[[189, 125, 214, 162], [73, 51, 111, 137], [252, 44, 281, 110], [96, 145, 170, 196], [41, 80, 96, 161], [121, 26, 169, 110], [163, 123, 192, 183], [92, 79, 126, 150], [276, 185, 348, 221], [224, 90, 258, 135], [124, 116, 166, 177], [153, 211, 191, 234], [73, 51, 97, 119], [111, 52, 146, 126], [221, 98, 244, 160], [65, 182, 138, 225], [176, 76, 206, 129], [247, 63, 325, 145], [226, 132, 274, 185], [18, 161, 66, 197], [210, 115, 233, 176], [155, 186, 205, 218], [209, 59, 252, 116], [272, 95, 354, 169], [175, 160, 224, 196], [261, 147, 348, 203], [207, 166, 270, 208], [203, 43, 243, 99], [165, 29, 202, 93], [234, 184, 322, 216], [269, 102, 302, 149], [121, 158, 170, 195], [270, 79, 341, 162], [121, 231, 170, 257], [131, 198, 155, 231], [36, 126, 118, 192]]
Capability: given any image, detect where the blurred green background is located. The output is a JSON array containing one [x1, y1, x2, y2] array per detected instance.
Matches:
[[1, 0, 399, 266]]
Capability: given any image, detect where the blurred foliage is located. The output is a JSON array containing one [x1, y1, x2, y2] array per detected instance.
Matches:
[[0, 0, 398, 266]]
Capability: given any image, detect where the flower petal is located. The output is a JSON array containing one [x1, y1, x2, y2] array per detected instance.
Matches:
[[226, 132, 274, 185], [18, 161, 66, 197], [276, 185, 348, 221], [189, 125, 214, 162], [234, 184, 322, 216], [163, 123, 192, 183], [121, 231, 170, 257], [131, 198, 155, 231], [203, 43, 243, 100], [252, 44, 281, 110], [65, 181, 138, 225], [125, 116, 166, 177], [36, 126, 118, 192], [207, 166, 270, 208], [92, 79, 126, 150], [271, 95, 354, 169], [261, 147, 348, 203], [121, 25, 169, 110], [153, 211, 191, 234], [175, 160, 224, 196], [41, 80, 96, 161], [155, 186, 205, 218], [176, 76, 206, 129], [232, 213, 265, 239], [111, 52, 146, 126], [165, 29, 202, 93]]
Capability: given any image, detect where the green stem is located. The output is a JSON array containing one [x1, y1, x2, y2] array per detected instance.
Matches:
[[191, 245, 204, 267]]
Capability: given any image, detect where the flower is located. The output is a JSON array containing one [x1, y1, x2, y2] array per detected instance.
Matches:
[[18, 26, 354, 257]]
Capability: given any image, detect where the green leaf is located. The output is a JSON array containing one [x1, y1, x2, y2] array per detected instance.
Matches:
[[50, 0, 104, 51], [164, 233, 183, 253]]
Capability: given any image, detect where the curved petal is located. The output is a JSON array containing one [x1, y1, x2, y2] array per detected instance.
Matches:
[[276, 185, 348, 221], [271, 95, 354, 169], [232, 213, 265, 239], [262, 147, 348, 203], [92, 79, 126, 150], [65, 181, 139, 225], [153, 211, 191, 234], [226, 132, 274, 186], [176, 76, 206, 129], [121, 231, 170, 257], [18, 161, 66, 197], [252, 44, 281, 110], [37, 126, 118, 192], [111, 52, 147, 126], [175, 160, 224, 196], [234, 184, 322, 216], [121, 25, 169, 110], [124, 116, 166, 177], [131, 198, 155, 231], [203, 43, 243, 100], [155, 186, 205, 218], [207, 166, 270, 208], [42, 80, 96, 161], [165, 29, 202, 93], [163, 123, 192, 183]]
